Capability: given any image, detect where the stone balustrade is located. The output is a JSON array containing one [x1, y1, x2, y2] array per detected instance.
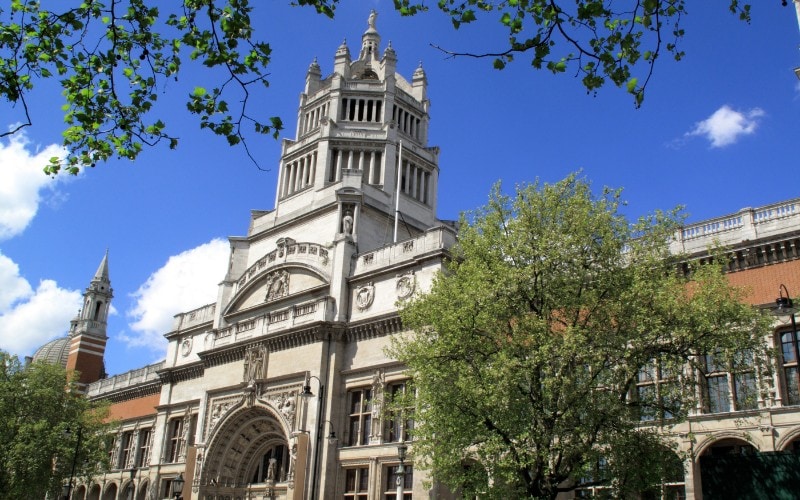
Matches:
[[172, 303, 216, 332], [353, 225, 457, 276], [86, 361, 165, 398], [212, 297, 334, 348], [671, 199, 799, 255]]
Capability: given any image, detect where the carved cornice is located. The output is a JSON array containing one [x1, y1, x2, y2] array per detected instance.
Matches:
[[344, 314, 403, 343], [679, 232, 800, 276], [157, 361, 205, 384], [88, 380, 162, 404]]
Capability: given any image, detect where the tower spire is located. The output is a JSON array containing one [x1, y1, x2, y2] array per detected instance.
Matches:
[[67, 252, 113, 388]]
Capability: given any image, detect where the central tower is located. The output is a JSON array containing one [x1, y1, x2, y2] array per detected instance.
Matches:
[[273, 10, 439, 249]]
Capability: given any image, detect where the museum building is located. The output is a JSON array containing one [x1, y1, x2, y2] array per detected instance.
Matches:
[[33, 12, 800, 500]]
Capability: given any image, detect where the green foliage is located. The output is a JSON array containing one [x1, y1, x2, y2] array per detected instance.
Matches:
[[391, 174, 772, 499], [0, 351, 110, 500], [0, 1, 775, 174], [1, 0, 285, 175], [400, 0, 767, 107]]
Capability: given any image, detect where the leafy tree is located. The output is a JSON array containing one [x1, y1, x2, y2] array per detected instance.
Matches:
[[391, 174, 772, 499], [0, 351, 110, 500], [0, 1, 781, 175]]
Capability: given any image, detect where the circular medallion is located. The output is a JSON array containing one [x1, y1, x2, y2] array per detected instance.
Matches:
[[396, 275, 415, 299], [180, 338, 192, 357]]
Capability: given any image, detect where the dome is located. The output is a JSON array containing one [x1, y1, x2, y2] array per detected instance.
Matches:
[[32, 336, 71, 368]]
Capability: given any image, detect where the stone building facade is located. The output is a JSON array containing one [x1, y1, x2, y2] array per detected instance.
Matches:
[[53, 12, 800, 500]]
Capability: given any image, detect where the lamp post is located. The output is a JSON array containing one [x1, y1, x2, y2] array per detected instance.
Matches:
[[62, 426, 82, 500], [172, 472, 185, 500], [300, 375, 327, 500], [126, 467, 137, 500], [396, 443, 407, 500]]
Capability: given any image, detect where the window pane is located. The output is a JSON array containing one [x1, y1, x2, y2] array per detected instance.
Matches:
[[345, 469, 357, 492], [638, 385, 656, 421], [707, 375, 730, 413], [785, 367, 800, 405], [350, 392, 362, 414], [361, 415, 372, 445], [734, 372, 758, 410], [782, 332, 797, 363], [349, 417, 361, 446]]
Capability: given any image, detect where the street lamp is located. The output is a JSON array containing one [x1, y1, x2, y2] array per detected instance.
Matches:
[[773, 284, 797, 334], [172, 472, 185, 500], [396, 443, 408, 500], [62, 426, 82, 500]]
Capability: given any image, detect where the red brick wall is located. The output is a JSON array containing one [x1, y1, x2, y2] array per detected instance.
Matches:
[[106, 393, 160, 421], [726, 260, 800, 306]]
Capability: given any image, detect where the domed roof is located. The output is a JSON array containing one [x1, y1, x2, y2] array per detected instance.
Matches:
[[32, 336, 71, 368]]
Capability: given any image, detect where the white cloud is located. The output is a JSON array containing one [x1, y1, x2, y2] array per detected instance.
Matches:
[[0, 252, 82, 356], [0, 131, 69, 240], [124, 239, 229, 351], [686, 105, 765, 148]]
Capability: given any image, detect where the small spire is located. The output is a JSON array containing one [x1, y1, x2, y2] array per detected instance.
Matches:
[[93, 249, 109, 283], [308, 57, 321, 75]]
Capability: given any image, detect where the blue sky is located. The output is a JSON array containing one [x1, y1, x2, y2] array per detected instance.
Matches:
[[1, 1, 798, 375]]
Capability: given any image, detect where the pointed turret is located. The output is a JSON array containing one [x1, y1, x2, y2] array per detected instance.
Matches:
[[66, 252, 112, 388]]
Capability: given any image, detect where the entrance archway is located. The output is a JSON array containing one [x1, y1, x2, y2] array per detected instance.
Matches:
[[199, 401, 297, 498]]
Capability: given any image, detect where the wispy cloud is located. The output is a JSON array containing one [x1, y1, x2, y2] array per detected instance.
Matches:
[[685, 105, 764, 148], [124, 239, 229, 352], [0, 131, 81, 357], [0, 130, 69, 240], [0, 251, 82, 356]]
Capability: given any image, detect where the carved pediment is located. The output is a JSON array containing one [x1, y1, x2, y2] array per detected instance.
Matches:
[[226, 266, 328, 315]]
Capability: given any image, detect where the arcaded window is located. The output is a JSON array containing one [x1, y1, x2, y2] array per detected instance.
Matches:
[[136, 428, 151, 467], [780, 329, 800, 405], [703, 351, 757, 414], [347, 388, 372, 447], [386, 382, 413, 443], [344, 467, 369, 499], [636, 360, 680, 421], [119, 431, 134, 469], [384, 465, 413, 500], [166, 418, 184, 463]]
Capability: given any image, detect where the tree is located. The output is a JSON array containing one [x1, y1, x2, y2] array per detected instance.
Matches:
[[0, 351, 110, 500], [0, 1, 778, 175], [390, 174, 772, 499]]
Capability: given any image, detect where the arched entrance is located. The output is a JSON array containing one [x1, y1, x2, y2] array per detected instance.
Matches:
[[134, 479, 149, 500], [199, 400, 303, 499], [101, 482, 117, 500], [86, 483, 101, 500], [72, 485, 87, 500]]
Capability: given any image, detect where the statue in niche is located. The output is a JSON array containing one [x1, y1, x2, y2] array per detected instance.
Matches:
[[267, 458, 277, 482], [342, 210, 353, 235], [243, 345, 267, 383], [370, 369, 384, 439]]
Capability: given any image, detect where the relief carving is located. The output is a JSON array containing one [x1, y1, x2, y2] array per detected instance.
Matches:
[[356, 282, 375, 310], [396, 272, 415, 299], [265, 270, 289, 302]]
